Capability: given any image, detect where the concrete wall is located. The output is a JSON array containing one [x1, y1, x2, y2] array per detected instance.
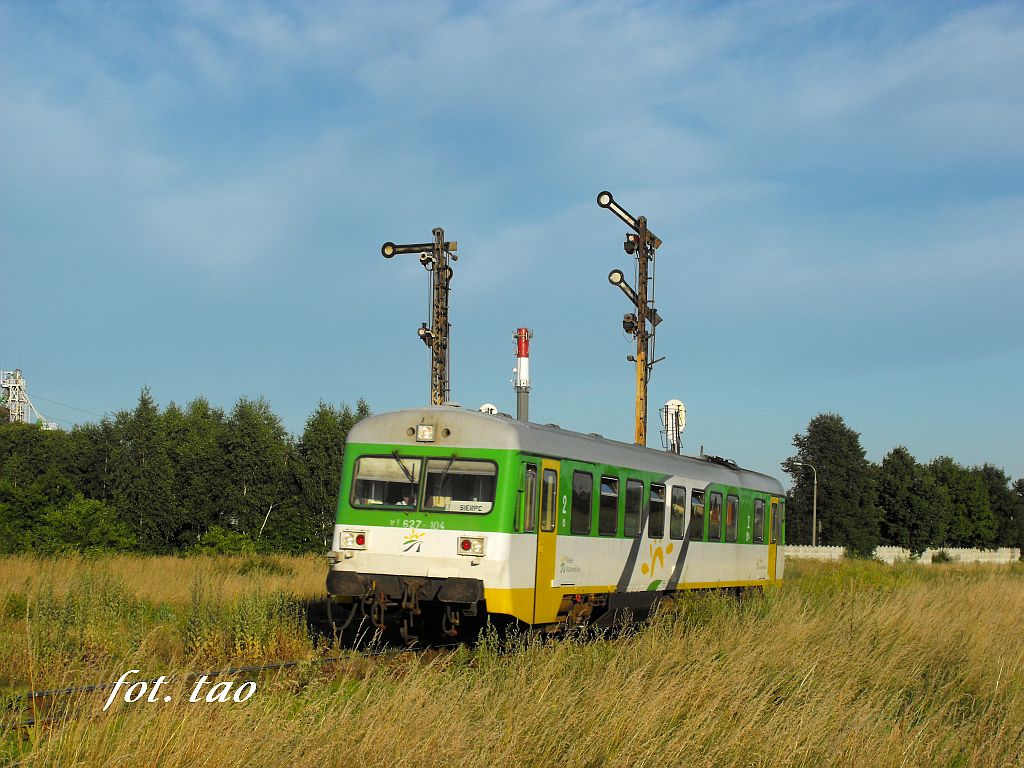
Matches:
[[786, 545, 1022, 564]]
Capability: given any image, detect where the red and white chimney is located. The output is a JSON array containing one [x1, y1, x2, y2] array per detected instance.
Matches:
[[513, 328, 532, 422]]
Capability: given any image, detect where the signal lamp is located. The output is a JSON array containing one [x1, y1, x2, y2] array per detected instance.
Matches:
[[381, 242, 397, 258], [596, 191, 613, 209], [608, 269, 624, 286], [458, 537, 485, 555]]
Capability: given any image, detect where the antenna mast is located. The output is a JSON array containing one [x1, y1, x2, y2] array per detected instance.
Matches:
[[597, 191, 665, 446], [381, 228, 458, 406]]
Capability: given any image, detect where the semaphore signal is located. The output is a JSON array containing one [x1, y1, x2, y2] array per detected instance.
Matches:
[[597, 191, 665, 447], [381, 228, 459, 407]]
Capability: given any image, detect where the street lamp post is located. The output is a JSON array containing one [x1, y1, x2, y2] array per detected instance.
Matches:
[[794, 461, 818, 546]]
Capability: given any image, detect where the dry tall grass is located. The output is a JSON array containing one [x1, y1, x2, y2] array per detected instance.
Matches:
[[2, 556, 1022, 767]]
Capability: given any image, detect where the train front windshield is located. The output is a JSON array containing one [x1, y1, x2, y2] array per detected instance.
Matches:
[[350, 455, 497, 513], [351, 456, 422, 507]]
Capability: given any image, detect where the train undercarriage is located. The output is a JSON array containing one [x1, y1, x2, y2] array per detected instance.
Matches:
[[327, 570, 488, 645], [325, 570, 719, 645]]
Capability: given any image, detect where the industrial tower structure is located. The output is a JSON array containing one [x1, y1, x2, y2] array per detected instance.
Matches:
[[0, 369, 57, 429]]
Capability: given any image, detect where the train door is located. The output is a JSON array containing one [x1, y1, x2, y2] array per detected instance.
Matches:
[[533, 460, 561, 625], [767, 497, 780, 581]]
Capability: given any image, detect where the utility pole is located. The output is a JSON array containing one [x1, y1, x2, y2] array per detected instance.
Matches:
[[597, 191, 664, 446], [382, 228, 458, 406]]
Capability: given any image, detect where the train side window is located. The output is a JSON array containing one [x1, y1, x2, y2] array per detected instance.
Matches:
[[571, 471, 593, 535], [688, 490, 705, 540], [521, 464, 538, 533], [670, 486, 687, 540], [624, 479, 643, 537], [540, 469, 557, 532], [599, 476, 619, 536], [753, 498, 765, 543], [725, 494, 739, 542], [649, 483, 666, 538], [708, 492, 723, 541], [770, 500, 780, 544]]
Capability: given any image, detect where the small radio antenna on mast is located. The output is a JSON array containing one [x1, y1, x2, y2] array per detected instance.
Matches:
[[597, 191, 665, 447], [381, 228, 458, 406]]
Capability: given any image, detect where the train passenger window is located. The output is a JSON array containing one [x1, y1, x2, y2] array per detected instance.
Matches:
[[522, 464, 538, 533], [541, 469, 557, 532], [571, 471, 593, 535], [725, 494, 739, 542], [708, 492, 723, 541], [770, 500, 780, 544], [351, 456, 423, 509], [753, 499, 765, 543], [422, 459, 497, 513], [624, 479, 643, 537], [649, 484, 666, 539], [669, 486, 687, 540], [688, 490, 705, 540], [599, 476, 619, 536]]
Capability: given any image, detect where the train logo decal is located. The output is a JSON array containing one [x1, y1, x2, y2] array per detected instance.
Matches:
[[402, 529, 425, 553], [641, 542, 674, 591]]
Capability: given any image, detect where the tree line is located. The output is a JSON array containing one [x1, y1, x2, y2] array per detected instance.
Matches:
[[0, 388, 370, 555], [784, 413, 1024, 557], [2, 397, 1021, 559]]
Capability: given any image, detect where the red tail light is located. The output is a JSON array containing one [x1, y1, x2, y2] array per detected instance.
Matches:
[[355, 533, 366, 546], [460, 539, 471, 551]]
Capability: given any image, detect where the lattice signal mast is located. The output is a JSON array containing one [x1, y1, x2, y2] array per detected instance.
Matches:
[[0, 369, 58, 429], [381, 228, 458, 406], [597, 191, 665, 447]]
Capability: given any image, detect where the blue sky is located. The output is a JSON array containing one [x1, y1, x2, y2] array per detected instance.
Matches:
[[2, 0, 1022, 484]]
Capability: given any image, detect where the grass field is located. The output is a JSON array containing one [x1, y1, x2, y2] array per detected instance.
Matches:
[[1, 555, 1022, 767]]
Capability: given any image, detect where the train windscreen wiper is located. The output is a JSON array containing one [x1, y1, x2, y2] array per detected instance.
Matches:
[[390, 451, 417, 486], [433, 456, 456, 491]]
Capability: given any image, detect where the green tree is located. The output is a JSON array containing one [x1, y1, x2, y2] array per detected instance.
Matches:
[[221, 397, 297, 542], [108, 388, 180, 553], [61, 422, 113, 502], [164, 397, 230, 548], [0, 479, 47, 552], [294, 399, 371, 549], [928, 458, 997, 548], [876, 446, 950, 556], [783, 413, 880, 557], [978, 464, 1018, 547], [0, 422, 68, 488]]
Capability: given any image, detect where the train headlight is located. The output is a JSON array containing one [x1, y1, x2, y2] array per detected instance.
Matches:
[[416, 424, 435, 442], [340, 530, 367, 550], [458, 537, 484, 556]]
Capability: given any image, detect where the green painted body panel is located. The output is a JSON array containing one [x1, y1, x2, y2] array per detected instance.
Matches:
[[338, 441, 786, 546]]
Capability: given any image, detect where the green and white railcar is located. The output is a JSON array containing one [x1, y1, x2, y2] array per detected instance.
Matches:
[[326, 406, 785, 640]]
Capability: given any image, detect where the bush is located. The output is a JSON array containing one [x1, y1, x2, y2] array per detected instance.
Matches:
[[930, 549, 954, 563], [190, 525, 256, 555], [33, 494, 136, 553]]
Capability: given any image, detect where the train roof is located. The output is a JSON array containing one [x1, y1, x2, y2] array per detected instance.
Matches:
[[348, 406, 784, 495]]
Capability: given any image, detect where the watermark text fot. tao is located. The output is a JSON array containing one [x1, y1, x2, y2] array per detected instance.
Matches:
[[102, 670, 256, 711]]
